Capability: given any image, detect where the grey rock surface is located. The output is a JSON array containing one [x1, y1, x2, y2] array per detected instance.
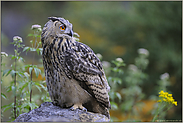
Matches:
[[14, 102, 110, 122]]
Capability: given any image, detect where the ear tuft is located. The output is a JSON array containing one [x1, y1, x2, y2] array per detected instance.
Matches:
[[48, 17, 59, 22]]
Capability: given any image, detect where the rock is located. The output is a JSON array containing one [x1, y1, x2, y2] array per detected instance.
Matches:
[[14, 102, 110, 122]]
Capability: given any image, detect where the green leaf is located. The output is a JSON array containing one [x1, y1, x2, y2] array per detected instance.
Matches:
[[17, 72, 24, 78], [28, 81, 32, 93], [27, 34, 34, 37], [23, 46, 30, 52], [24, 72, 30, 79], [20, 82, 28, 92], [6, 86, 12, 92], [35, 85, 42, 92], [35, 82, 47, 91], [34, 67, 41, 77], [10, 70, 16, 76], [38, 83, 47, 91], [11, 55, 17, 60], [115, 92, 122, 101], [1, 103, 14, 112], [36, 48, 40, 55], [29, 102, 38, 110], [21, 102, 29, 109], [24, 64, 32, 69], [29, 67, 33, 74], [39, 48, 43, 55], [36, 35, 41, 38], [1, 93, 7, 99], [109, 91, 115, 101], [12, 86, 16, 96], [3, 69, 12, 76], [110, 102, 118, 110], [107, 76, 113, 82], [30, 48, 36, 52], [19, 56, 25, 62]]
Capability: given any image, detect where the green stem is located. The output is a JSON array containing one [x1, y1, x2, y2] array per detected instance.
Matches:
[[152, 102, 166, 122], [14, 58, 17, 119], [29, 69, 33, 111], [29, 31, 37, 111], [14, 47, 18, 119]]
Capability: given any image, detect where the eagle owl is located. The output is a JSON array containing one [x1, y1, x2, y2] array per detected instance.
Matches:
[[41, 17, 111, 118]]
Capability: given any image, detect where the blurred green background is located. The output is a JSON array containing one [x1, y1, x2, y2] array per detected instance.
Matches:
[[1, 1, 182, 121]]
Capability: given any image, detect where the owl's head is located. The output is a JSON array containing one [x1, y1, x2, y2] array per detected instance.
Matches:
[[42, 17, 74, 40]]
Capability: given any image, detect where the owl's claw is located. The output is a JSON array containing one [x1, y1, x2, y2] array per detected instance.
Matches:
[[69, 104, 87, 112]]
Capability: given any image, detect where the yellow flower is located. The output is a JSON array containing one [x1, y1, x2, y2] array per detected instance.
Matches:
[[164, 95, 168, 98], [164, 92, 168, 96], [159, 90, 164, 95], [168, 94, 172, 97], [159, 94, 164, 97], [173, 101, 177, 106], [169, 98, 174, 103], [157, 90, 177, 106], [163, 98, 167, 102]]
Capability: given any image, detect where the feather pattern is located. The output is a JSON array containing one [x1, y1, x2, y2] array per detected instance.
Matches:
[[41, 17, 111, 118]]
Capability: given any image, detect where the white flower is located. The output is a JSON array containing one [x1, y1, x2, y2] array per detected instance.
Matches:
[[1, 52, 8, 57], [138, 48, 149, 56], [31, 24, 41, 29], [116, 58, 123, 63], [31, 24, 42, 31], [13, 36, 22, 42], [160, 73, 169, 80]]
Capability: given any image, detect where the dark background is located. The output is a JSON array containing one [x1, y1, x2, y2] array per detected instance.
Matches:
[[1, 1, 182, 121]]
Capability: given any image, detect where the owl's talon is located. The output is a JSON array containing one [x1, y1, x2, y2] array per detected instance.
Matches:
[[69, 106, 76, 111], [69, 104, 87, 112]]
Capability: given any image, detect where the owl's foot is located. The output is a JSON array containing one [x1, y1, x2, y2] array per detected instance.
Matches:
[[70, 104, 87, 112]]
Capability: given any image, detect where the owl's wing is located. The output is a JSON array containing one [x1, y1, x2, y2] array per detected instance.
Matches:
[[64, 41, 111, 108]]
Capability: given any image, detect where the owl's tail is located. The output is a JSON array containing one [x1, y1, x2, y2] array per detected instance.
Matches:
[[83, 98, 110, 119]]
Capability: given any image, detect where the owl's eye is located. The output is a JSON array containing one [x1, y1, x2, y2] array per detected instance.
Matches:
[[59, 24, 66, 31]]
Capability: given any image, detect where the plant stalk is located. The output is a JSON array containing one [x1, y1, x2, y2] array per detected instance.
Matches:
[[29, 33, 37, 111], [14, 51, 17, 119]]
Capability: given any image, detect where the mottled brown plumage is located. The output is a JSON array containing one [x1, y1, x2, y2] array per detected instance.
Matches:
[[41, 17, 111, 118]]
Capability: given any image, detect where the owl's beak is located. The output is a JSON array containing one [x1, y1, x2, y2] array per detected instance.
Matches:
[[66, 30, 73, 37], [69, 30, 73, 37]]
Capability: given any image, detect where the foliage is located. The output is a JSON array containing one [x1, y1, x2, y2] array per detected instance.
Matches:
[[101, 48, 177, 122], [1, 25, 50, 121], [108, 58, 125, 110]]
